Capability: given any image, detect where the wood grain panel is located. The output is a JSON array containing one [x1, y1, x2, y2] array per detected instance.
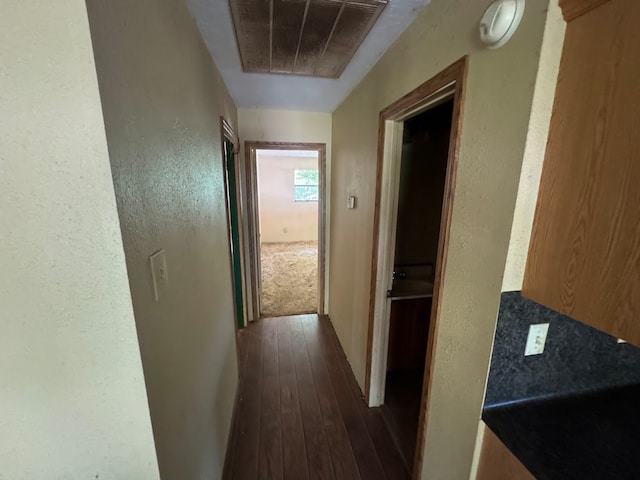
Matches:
[[559, 0, 613, 21], [476, 428, 536, 480], [301, 317, 363, 480], [229, 322, 264, 479], [225, 315, 409, 479], [258, 320, 283, 479], [319, 317, 409, 479], [317, 318, 389, 480], [289, 318, 335, 480], [523, 0, 640, 345], [277, 319, 309, 480]]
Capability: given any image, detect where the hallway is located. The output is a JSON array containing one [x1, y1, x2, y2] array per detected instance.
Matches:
[[224, 315, 410, 480]]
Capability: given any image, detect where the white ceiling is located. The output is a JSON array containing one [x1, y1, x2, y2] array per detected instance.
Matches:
[[186, 0, 430, 112]]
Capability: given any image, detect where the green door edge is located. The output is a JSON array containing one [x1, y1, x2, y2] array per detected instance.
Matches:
[[225, 140, 245, 329]]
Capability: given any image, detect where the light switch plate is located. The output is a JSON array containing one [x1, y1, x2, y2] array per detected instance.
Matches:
[[347, 195, 356, 209], [525, 323, 550, 356], [150, 249, 169, 302]]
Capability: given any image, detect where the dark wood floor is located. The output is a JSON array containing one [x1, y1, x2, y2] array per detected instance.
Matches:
[[382, 369, 424, 470], [223, 315, 410, 480]]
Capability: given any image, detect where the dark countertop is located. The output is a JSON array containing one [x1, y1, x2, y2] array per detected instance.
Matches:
[[482, 384, 640, 480]]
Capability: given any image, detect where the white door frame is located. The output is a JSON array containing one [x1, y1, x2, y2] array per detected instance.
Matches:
[[368, 84, 456, 407]]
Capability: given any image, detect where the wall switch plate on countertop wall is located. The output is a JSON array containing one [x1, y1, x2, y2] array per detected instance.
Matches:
[[525, 323, 550, 356], [484, 292, 640, 406]]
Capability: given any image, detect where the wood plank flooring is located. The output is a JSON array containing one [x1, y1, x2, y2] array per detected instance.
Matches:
[[224, 315, 410, 480]]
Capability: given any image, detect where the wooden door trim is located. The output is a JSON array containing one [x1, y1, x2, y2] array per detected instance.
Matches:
[[364, 57, 468, 480], [559, 0, 613, 21], [244, 141, 327, 318], [222, 117, 240, 152]]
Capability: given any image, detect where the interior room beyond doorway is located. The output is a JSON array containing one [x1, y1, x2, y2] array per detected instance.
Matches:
[[256, 149, 321, 317]]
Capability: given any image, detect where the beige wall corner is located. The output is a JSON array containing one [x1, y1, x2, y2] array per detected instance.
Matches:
[[0, 0, 159, 478], [502, 0, 567, 292], [239, 109, 333, 313], [469, 5, 567, 475], [257, 154, 320, 243], [328, 0, 554, 478], [85, 0, 239, 478]]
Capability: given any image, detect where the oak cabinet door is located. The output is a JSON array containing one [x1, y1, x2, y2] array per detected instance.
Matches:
[[476, 427, 535, 480], [523, 0, 640, 345]]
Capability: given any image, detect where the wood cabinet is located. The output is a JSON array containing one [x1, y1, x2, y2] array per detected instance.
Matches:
[[523, 0, 640, 345], [476, 427, 535, 480], [386, 298, 431, 371]]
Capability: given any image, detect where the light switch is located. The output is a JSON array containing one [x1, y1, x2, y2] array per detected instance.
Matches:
[[525, 323, 549, 356], [150, 249, 169, 302], [347, 195, 356, 209]]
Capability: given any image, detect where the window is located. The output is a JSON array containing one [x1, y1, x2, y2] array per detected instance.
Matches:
[[294, 169, 319, 202]]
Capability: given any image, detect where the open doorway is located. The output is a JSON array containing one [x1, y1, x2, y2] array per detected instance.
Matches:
[[245, 142, 326, 319], [366, 58, 467, 478], [383, 99, 453, 470]]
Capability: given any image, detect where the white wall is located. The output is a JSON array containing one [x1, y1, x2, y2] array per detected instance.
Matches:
[[86, 0, 239, 478], [257, 154, 319, 243], [0, 1, 159, 478], [239, 109, 332, 314], [329, 1, 554, 478]]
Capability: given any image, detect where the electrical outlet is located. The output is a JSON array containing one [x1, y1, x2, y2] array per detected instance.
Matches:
[[525, 323, 550, 356], [150, 249, 169, 302]]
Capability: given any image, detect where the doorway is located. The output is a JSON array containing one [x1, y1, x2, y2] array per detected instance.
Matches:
[[383, 99, 453, 470], [245, 142, 327, 319], [366, 57, 468, 479]]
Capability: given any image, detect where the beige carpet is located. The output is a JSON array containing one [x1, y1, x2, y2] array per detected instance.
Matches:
[[260, 241, 318, 317]]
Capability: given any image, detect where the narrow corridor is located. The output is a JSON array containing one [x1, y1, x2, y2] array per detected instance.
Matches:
[[224, 315, 410, 480]]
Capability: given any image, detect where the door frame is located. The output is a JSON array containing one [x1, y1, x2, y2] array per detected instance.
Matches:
[[364, 57, 468, 479], [221, 117, 249, 329], [244, 141, 327, 319]]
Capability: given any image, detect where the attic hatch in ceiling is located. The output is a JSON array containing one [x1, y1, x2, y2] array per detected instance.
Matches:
[[229, 0, 388, 78]]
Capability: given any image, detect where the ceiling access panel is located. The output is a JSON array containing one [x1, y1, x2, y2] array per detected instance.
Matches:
[[229, 0, 388, 78]]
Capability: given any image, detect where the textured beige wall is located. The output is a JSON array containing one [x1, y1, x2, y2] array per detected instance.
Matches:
[[239, 109, 332, 311], [86, 0, 238, 478], [329, 1, 550, 478], [239, 109, 333, 146], [502, 0, 566, 292], [257, 155, 319, 243], [0, 0, 159, 478], [471, 5, 566, 477]]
